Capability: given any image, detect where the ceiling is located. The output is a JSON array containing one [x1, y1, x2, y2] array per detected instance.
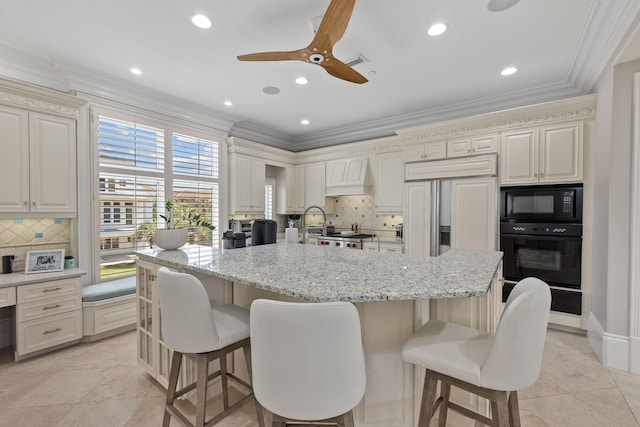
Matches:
[[0, 0, 639, 151]]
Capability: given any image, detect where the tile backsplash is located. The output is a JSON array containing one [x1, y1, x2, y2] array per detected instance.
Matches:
[[0, 218, 71, 273], [307, 195, 403, 241]]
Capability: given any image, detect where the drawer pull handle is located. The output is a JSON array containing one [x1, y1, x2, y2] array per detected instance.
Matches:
[[42, 287, 62, 293], [42, 304, 62, 311], [43, 328, 62, 335]]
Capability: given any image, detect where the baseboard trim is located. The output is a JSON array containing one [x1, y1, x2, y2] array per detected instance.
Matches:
[[603, 332, 630, 371], [630, 336, 640, 374], [587, 312, 604, 363]]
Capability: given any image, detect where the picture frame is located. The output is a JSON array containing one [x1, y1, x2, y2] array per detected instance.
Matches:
[[25, 249, 65, 274]]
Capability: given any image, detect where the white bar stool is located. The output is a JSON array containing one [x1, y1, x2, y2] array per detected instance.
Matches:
[[157, 267, 257, 427], [250, 299, 366, 427], [401, 277, 551, 427]]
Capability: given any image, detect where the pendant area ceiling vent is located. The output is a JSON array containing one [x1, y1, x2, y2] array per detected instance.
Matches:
[[346, 54, 368, 68]]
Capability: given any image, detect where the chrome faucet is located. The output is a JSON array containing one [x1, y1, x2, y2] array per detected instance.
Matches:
[[301, 205, 327, 244]]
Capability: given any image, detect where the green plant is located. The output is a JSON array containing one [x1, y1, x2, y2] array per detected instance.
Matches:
[[159, 200, 215, 230]]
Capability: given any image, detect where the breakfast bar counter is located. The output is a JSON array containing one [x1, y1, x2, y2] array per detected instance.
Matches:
[[135, 243, 502, 302], [135, 243, 503, 427]]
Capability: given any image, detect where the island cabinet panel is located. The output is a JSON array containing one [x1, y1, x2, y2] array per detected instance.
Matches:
[[354, 301, 414, 427]]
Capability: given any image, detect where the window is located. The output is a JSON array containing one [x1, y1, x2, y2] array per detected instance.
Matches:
[[96, 113, 220, 282], [265, 178, 275, 220]]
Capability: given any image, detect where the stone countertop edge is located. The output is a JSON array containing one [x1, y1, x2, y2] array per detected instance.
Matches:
[[0, 268, 87, 288], [135, 243, 503, 303]]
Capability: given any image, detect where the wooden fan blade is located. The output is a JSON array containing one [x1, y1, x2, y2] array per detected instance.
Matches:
[[237, 49, 306, 62], [310, 0, 356, 50], [321, 58, 368, 84]]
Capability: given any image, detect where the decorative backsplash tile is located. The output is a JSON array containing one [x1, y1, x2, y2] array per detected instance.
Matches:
[[0, 218, 71, 273], [305, 195, 403, 240]]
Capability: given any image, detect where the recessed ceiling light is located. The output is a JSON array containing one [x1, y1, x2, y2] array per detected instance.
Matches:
[[191, 14, 212, 29], [427, 22, 447, 37], [224, 100, 232, 107], [295, 77, 309, 85], [130, 67, 142, 75], [501, 66, 518, 76], [301, 119, 310, 125]]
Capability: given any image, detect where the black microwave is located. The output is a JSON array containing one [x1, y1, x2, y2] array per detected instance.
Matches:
[[500, 184, 583, 223]]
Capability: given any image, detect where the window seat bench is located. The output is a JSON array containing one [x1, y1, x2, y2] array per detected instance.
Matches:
[[81, 278, 136, 342]]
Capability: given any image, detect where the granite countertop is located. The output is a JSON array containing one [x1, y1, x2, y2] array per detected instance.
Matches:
[[135, 243, 502, 303], [0, 268, 87, 289]]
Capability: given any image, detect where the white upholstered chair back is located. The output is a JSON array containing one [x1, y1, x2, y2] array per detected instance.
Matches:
[[250, 299, 367, 421], [157, 267, 220, 354], [480, 277, 551, 390]]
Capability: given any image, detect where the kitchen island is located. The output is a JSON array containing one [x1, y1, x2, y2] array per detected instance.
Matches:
[[135, 243, 503, 427]]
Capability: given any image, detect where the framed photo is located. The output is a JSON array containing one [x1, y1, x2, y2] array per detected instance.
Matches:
[[25, 249, 65, 274]]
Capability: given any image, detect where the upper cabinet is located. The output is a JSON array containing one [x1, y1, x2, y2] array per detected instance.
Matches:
[[305, 161, 333, 213], [375, 151, 404, 213], [0, 106, 77, 215], [229, 153, 265, 213], [447, 134, 499, 158], [500, 122, 583, 186], [276, 164, 306, 214], [404, 140, 447, 162]]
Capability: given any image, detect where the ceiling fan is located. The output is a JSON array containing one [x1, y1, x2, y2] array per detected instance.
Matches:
[[237, 0, 368, 84]]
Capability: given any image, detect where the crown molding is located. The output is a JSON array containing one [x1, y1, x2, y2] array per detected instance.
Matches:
[[62, 62, 236, 132], [226, 136, 296, 164], [566, 0, 640, 93], [396, 94, 597, 144], [228, 121, 294, 151], [0, 76, 85, 118]]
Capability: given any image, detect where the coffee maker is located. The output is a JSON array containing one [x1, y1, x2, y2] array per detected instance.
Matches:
[[251, 219, 277, 246]]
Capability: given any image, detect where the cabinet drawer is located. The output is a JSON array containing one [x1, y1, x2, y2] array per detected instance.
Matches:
[[17, 293, 81, 322], [380, 244, 404, 253], [0, 286, 16, 308], [17, 309, 82, 356], [17, 277, 81, 303]]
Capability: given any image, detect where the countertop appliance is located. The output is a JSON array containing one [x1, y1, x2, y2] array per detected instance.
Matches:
[[318, 233, 375, 249], [500, 184, 583, 315], [251, 219, 277, 246], [222, 231, 247, 249], [229, 219, 252, 237]]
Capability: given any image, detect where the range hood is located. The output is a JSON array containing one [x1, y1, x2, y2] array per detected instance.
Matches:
[[325, 157, 372, 196]]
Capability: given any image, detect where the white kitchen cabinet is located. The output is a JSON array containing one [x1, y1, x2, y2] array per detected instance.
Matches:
[[375, 151, 404, 213], [500, 122, 583, 185], [403, 182, 432, 257], [447, 133, 499, 158], [229, 153, 265, 213], [294, 164, 306, 212], [277, 165, 296, 214], [363, 241, 404, 253], [0, 106, 77, 215], [0, 286, 16, 308], [15, 277, 82, 360], [404, 140, 447, 162], [305, 161, 333, 213]]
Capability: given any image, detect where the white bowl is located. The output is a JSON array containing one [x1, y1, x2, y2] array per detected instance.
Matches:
[[154, 229, 188, 250]]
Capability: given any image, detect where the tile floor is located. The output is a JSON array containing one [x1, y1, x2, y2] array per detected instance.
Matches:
[[0, 328, 638, 427]]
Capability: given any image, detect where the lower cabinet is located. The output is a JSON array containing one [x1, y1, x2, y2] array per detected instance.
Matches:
[[15, 277, 82, 360], [362, 242, 404, 253]]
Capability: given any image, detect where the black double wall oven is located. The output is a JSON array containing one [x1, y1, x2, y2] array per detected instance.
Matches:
[[499, 184, 583, 315]]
